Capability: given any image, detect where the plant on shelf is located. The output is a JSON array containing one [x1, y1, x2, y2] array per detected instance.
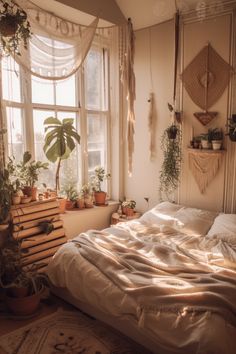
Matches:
[[6, 156, 22, 204], [0, 235, 49, 316], [208, 128, 223, 150], [43, 117, 80, 196], [90, 166, 111, 206], [121, 199, 136, 217], [77, 183, 93, 209], [159, 122, 182, 200], [0, 0, 31, 56], [199, 132, 211, 149], [226, 114, 236, 142], [16, 151, 49, 201]]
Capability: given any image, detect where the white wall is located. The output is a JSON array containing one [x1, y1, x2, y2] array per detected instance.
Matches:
[[124, 20, 175, 212], [124, 12, 235, 213]]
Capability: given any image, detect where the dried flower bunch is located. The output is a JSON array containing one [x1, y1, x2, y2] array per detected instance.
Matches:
[[0, 0, 31, 55]]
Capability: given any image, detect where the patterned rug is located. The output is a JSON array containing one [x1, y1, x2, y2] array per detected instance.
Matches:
[[0, 309, 151, 354]]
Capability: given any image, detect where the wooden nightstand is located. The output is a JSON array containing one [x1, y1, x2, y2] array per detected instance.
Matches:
[[111, 212, 141, 225]]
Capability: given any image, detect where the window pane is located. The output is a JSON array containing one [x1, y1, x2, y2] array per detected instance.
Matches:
[[55, 76, 76, 107], [87, 113, 107, 181], [6, 107, 24, 160], [33, 110, 79, 191], [85, 49, 103, 110], [32, 77, 54, 105], [1, 56, 21, 102]]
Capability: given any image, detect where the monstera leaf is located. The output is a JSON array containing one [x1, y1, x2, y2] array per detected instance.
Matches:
[[43, 117, 80, 193]]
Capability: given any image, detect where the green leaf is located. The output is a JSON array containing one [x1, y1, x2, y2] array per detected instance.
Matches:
[[62, 118, 74, 125], [66, 136, 75, 151], [61, 146, 71, 160], [45, 143, 60, 163], [44, 117, 61, 125]]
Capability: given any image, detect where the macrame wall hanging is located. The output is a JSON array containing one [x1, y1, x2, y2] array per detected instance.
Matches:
[[119, 18, 136, 176], [181, 43, 233, 125], [147, 28, 157, 160], [188, 150, 224, 193]]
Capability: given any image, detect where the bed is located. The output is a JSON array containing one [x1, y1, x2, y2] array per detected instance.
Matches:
[[47, 202, 236, 354]]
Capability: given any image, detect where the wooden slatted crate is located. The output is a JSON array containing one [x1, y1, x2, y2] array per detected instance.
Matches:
[[10, 198, 67, 270]]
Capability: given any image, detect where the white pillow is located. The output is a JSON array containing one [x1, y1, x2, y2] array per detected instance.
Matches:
[[139, 201, 183, 226], [173, 207, 218, 236], [207, 214, 236, 237]]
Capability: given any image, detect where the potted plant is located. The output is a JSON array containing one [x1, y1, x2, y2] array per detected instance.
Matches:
[[90, 166, 111, 206], [199, 132, 211, 149], [76, 184, 90, 209], [0, 0, 31, 56], [17, 151, 49, 201], [63, 184, 78, 210], [0, 235, 48, 316], [6, 156, 22, 204], [226, 114, 236, 142], [121, 199, 136, 217], [43, 117, 80, 212], [159, 123, 182, 199], [209, 128, 223, 150]]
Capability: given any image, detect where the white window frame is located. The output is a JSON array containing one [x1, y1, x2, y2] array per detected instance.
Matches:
[[1, 40, 111, 194]]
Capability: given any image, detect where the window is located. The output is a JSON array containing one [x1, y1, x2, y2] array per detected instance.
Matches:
[[1, 38, 110, 194]]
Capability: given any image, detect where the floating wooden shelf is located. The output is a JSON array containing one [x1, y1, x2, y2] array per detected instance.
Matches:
[[10, 198, 67, 271], [187, 148, 226, 154]]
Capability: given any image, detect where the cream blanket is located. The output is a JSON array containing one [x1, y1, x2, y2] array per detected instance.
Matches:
[[48, 220, 236, 353]]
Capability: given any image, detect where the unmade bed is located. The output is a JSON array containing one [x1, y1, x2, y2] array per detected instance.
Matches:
[[47, 202, 236, 354]]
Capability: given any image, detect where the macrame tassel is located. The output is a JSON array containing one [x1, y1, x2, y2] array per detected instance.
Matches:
[[148, 92, 157, 160], [189, 151, 222, 193]]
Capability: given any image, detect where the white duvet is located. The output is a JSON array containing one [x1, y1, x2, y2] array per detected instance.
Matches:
[[47, 205, 236, 354]]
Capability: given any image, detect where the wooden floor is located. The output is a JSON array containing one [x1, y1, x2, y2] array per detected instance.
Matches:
[[0, 290, 76, 336]]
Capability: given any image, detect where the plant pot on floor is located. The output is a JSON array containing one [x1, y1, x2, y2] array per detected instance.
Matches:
[[76, 198, 85, 209], [65, 200, 75, 210], [57, 197, 66, 213], [5, 290, 41, 316], [94, 191, 107, 206]]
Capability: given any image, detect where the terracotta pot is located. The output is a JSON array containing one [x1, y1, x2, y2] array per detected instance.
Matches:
[[94, 191, 107, 206], [57, 197, 66, 213], [22, 186, 37, 201], [125, 207, 135, 217], [12, 195, 21, 205], [65, 200, 74, 210], [8, 286, 29, 298], [76, 198, 85, 209], [5, 291, 41, 316], [0, 15, 18, 37]]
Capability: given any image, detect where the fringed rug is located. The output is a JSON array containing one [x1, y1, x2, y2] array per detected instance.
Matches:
[[0, 309, 151, 354]]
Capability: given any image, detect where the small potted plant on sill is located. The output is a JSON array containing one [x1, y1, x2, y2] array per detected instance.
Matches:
[[226, 114, 236, 142], [17, 151, 49, 201], [121, 199, 136, 217], [0, 0, 31, 56], [76, 184, 92, 209], [6, 156, 22, 204], [208, 128, 223, 150], [199, 132, 211, 149], [90, 166, 111, 206], [63, 184, 78, 210], [0, 167, 13, 229]]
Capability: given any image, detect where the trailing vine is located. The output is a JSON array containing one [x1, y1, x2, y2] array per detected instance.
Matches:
[[159, 123, 182, 200]]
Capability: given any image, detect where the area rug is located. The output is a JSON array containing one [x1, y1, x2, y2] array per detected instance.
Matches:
[[0, 309, 151, 354]]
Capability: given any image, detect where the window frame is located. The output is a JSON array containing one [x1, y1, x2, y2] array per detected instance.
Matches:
[[1, 40, 111, 194]]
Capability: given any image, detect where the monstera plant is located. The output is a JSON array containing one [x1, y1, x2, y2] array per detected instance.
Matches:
[[43, 117, 80, 194]]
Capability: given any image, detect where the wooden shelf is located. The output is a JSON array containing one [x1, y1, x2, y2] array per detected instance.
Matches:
[[187, 148, 226, 154], [10, 199, 67, 270]]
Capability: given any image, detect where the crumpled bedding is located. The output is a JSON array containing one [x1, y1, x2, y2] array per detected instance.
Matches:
[[47, 219, 236, 354]]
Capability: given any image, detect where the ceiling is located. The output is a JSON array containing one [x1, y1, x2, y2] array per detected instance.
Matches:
[[30, 0, 225, 30]]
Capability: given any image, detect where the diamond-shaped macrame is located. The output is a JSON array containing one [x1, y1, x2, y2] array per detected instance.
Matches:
[[181, 44, 233, 110]]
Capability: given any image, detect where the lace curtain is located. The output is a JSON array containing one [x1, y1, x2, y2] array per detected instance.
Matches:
[[15, 0, 100, 80]]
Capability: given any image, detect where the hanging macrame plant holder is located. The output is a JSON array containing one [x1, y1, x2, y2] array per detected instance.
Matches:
[[181, 43, 233, 125]]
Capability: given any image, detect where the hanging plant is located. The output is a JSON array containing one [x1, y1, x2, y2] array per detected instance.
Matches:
[[0, 0, 31, 56], [159, 123, 182, 199]]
